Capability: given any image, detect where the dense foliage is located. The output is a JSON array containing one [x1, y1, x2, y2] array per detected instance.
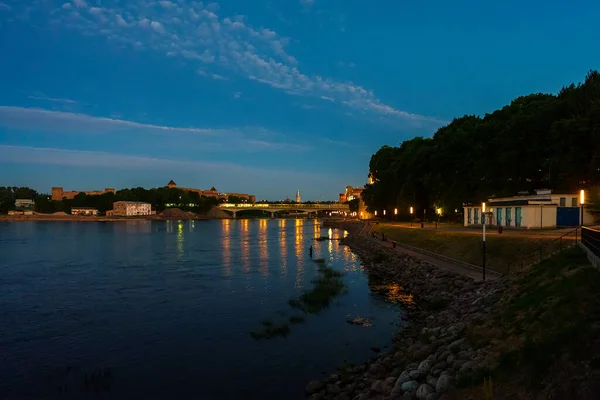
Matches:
[[0, 186, 221, 214], [362, 70, 600, 218]]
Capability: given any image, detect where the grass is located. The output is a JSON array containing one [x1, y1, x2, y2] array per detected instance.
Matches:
[[250, 322, 291, 340], [289, 314, 306, 324], [455, 247, 600, 395], [374, 225, 573, 274], [252, 262, 346, 339]]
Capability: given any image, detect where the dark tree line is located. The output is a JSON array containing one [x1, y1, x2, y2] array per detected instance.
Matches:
[[0, 186, 222, 214], [362, 70, 600, 219]]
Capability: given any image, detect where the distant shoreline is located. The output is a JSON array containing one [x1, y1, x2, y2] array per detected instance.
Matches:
[[0, 214, 214, 222]]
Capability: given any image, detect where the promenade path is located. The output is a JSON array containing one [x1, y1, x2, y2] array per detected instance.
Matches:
[[357, 222, 500, 282]]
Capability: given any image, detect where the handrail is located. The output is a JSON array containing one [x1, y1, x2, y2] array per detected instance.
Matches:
[[506, 227, 580, 274]]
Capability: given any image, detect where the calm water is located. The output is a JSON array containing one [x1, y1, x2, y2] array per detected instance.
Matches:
[[0, 219, 404, 399]]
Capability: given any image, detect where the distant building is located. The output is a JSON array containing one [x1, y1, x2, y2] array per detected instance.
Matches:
[[51, 187, 115, 201], [8, 210, 24, 215], [345, 186, 364, 201], [463, 189, 595, 229], [296, 189, 301, 203], [71, 207, 98, 216], [109, 201, 153, 216], [15, 199, 35, 209], [339, 193, 347, 203], [164, 180, 255, 203]]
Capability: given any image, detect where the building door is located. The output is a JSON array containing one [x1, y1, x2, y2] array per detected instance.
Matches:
[[556, 207, 579, 227], [515, 207, 522, 227], [496, 208, 502, 226], [467, 208, 472, 224], [506, 208, 512, 226], [474, 208, 479, 225]]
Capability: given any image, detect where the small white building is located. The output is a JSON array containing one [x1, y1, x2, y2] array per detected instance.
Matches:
[[71, 207, 98, 216], [15, 199, 35, 209], [108, 201, 153, 216], [463, 189, 595, 229]]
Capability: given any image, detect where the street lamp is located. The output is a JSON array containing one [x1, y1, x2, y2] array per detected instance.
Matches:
[[383, 209, 386, 217], [482, 202, 486, 281], [410, 206, 413, 226], [394, 208, 397, 224], [580, 189, 585, 227], [436, 208, 442, 230], [374, 210, 378, 216]]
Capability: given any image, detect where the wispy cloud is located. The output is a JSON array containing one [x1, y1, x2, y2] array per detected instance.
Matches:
[[0, 106, 310, 152], [323, 138, 362, 148], [6, 0, 445, 127], [0, 145, 334, 184], [299, 0, 315, 7], [232, 91, 242, 99], [0, 2, 12, 11], [28, 94, 77, 104]]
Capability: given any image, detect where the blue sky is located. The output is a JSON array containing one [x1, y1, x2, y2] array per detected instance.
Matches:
[[0, 0, 599, 200]]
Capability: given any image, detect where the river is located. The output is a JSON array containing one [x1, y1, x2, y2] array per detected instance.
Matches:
[[0, 219, 405, 399]]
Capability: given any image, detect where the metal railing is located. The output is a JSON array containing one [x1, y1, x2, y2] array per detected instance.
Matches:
[[582, 227, 600, 258], [219, 203, 349, 209], [505, 227, 580, 275]]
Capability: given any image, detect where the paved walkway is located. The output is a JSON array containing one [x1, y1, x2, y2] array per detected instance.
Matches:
[[358, 222, 498, 281]]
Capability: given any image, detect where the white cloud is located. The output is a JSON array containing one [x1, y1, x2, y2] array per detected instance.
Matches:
[[0, 107, 310, 152], [0, 2, 12, 11], [28, 95, 77, 104], [62, 3, 71, 9], [150, 21, 165, 33], [89, 7, 102, 15], [300, 0, 315, 6], [233, 92, 242, 99], [115, 14, 128, 27], [211, 73, 227, 80], [16, 0, 444, 126]]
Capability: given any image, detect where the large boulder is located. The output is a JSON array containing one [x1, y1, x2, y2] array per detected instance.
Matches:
[[416, 384, 435, 399], [401, 380, 420, 393], [307, 380, 323, 395], [435, 374, 455, 393]]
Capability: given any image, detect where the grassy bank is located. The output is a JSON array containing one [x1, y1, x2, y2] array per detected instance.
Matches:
[[456, 247, 600, 398], [374, 225, 572, 273]]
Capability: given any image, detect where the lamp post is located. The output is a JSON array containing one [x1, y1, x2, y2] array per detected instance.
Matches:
[[482, 202, 486, 281], [394, 208, 397, 224], [409, 206, 414, 226], [374, 210, 378, 217], [383, 209, 386, 218], [436, 208, 442, 230], [580, 189, 585, 227]]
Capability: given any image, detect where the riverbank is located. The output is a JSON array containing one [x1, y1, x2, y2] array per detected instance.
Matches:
[[306, 223, 600, 399]]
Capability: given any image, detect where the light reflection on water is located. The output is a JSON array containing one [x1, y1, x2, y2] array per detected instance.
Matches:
[[0, 219, 406, 400]]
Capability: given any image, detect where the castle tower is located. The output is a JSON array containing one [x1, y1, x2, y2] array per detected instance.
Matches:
[[51, 187, 64, 201], [167, 180, 177, 188], [296, 189, 301, 203]]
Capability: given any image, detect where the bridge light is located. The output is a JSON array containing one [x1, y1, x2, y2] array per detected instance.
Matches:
[[410, 206, 413, 214], [383, 210, 386, 216], [580, 189, 585, 205], [394, 208, 397, 215], [374, 210, 377, 216]]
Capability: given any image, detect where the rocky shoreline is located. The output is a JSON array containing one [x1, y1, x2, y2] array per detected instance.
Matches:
[[306, 223, 510, 400]]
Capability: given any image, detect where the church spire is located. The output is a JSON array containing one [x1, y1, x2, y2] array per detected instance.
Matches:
[[295, 189, 301, 203]]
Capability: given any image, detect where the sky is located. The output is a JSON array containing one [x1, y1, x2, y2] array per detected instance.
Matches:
[[0, 0, 599, 200]]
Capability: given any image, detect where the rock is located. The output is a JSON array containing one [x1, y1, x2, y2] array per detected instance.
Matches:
[[393, 370, 411, 388], [409, 369, 421, 380], [438, 351, 450, 361], [401, 380, 420, 393], [426, 375, 438, 388], [307, 380, 323, 394], [435, 374, 455, 393], [446, 354, 456, 365], [448, 338, 465, 353], [308, 394, 323, 400], [371, 380, 383, 393], [382, 376, 397, 390], [453, 359, 468, 369], [371, 346, 381, 353], [416, 384, 435, 399], [353, 394, 369, 400], [433, 361, 447, 371], [425, 393, 439, 400], [418, 360, 433, 375], [369, 363, 384, 375]]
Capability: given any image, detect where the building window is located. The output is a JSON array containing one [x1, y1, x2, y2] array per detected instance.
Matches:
[[474, 208, 479, 224], [467, 208, 472, 224], [560, 197, 566, 207], [572, 197, 577, 207]]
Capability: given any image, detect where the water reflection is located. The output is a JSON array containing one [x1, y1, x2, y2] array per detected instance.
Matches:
[[241, 219, 250, 273], [370, 283, 415, 308], [177, 221, 184, 257], [280, 219, 287, 278], [222, 220, 231, 276], [295, 219, 304, 288], [259, 219, 268, 277]]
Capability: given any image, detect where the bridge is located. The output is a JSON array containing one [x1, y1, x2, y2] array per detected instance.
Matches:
[[218, 203, 350, 218]]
